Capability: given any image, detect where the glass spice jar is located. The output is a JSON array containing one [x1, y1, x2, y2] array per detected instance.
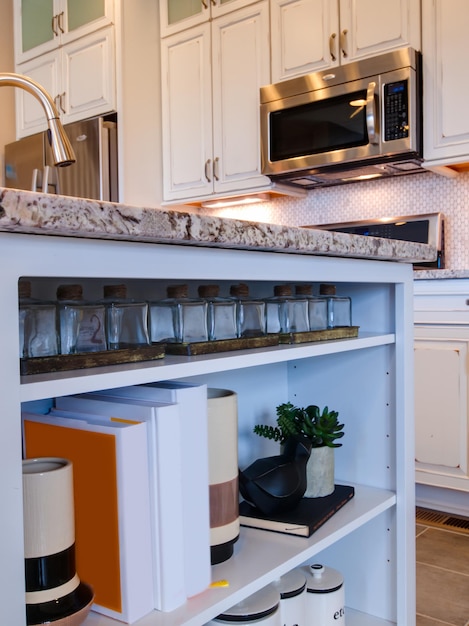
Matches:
[[149, 284, 208, 343], [198, 284, 237, 341], [295, 284, 328, 331], [18, 280, 59, 358], [56, 284, 107, 354], [265, 284, 309, 334], [229, 283, 266, 338], [319, 284, 352, 328], [102, 284, 150, 349]]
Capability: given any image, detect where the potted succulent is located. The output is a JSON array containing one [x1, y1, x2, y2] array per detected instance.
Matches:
[[254, 402, 345, 497]]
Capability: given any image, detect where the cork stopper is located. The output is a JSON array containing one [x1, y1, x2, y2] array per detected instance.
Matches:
[[230, 283, 249, 297], [167, 284, 188, 299], [295, 284, 312, 296], [319, 284, 337, 296], [198, 284, 220, 298], [103, 284, 127, 299], [56, 284, 83, 301], [19, 280, 32, 300], [274, 284, 292, 297]]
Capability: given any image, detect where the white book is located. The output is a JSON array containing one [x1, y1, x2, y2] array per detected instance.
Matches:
[[53, 395, 186, 612], [22, 410, 154, 624], [88, 381, 211, 598]]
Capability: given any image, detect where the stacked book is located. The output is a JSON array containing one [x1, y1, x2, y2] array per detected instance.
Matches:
[[22, 381, 211, 624]]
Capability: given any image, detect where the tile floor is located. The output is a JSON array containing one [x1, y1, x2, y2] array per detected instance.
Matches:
[[416, 510, 469, 626]]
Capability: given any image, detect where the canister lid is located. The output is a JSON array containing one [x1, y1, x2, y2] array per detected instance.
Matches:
[[214, 584, 280, 622], [305, 564, 344, 594], [274, 569, 306, 599]]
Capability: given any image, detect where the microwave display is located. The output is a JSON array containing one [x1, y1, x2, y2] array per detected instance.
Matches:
[[269, 90, 368, 162]]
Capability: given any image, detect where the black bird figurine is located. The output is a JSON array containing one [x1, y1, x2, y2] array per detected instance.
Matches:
[[239, 436, 312, 516]]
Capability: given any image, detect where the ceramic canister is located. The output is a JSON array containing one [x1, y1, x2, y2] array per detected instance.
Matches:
[[207, 583, 282, 625], [207, 388, 239, 565], [22, 457, 93, 626], [273, 568, 307, 626], [304, 563, 345, 625]]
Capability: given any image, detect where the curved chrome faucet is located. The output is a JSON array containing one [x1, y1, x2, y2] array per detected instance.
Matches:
[[0, 73, 76, 166]]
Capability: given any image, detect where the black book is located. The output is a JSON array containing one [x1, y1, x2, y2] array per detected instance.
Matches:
[[239, 484, 355, 537]]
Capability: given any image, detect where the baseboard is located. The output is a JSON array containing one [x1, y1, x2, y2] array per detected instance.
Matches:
[[416, 483, 469, 517]]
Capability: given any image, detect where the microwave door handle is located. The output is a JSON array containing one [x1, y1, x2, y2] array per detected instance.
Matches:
[[31, 168, 39, 192], [366, 81, 379, 145]]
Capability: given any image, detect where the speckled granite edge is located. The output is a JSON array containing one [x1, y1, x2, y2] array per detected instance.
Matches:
[[0, 188, 436, 263], [414, 269, 469, 279]]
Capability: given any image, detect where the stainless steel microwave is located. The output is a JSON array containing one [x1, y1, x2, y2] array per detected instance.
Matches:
[[260, 47, 423, 188]]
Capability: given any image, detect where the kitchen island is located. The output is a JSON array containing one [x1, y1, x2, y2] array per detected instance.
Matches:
[[0, 187, 425, 626]]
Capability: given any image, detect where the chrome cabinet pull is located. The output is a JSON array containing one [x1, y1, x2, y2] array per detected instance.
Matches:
[[340, 29, 348, 58], [366, 81, 378, 144], [213, 157, 220, 181], [329, 33, 337, 61], [205, 159, 212, 182]]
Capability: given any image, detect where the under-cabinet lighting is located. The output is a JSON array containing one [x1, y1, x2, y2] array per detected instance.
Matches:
[[200, 193, 271, 209], [341, 173, 382, 182]]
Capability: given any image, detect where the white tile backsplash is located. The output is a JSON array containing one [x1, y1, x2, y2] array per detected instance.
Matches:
[[195, 170, 469, 270]]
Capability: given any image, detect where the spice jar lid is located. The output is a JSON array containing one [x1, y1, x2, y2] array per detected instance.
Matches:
[[295, 284, 312, 296], [56, 284, 83, 301], [103, 284, 127, 299], [319, 284, 337, 296], [274, 284, 292, 297], [230, 283, 250, 297], [167, 284, 188, 299], [198, 284, 220, 298], [215, 584, 280, 622]]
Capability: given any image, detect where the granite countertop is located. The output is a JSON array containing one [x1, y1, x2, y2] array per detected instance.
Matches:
[[414, 269, 469, 280], [0, 187, 436, 263]]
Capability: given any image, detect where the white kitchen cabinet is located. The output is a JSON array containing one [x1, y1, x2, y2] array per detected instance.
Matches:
[[13, 0, 114, 64], [414, 279, 469, 493], [1, 229, 416, 625], [271, 0, 421, 82], [15, 26, 116, 137], [421, 0, 469, 171], [160, 0, 261, 38], [161, 1, 270, 202]]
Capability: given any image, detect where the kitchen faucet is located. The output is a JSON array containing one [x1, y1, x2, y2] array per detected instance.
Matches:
[[0, 73, 76, 166]]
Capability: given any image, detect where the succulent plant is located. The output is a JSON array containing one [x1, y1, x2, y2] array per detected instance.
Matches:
[[253, 401, 344, 448]]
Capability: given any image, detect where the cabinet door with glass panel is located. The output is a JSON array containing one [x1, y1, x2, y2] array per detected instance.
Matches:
[[14, 0, 114, 64], [160, 0, 260, 37]]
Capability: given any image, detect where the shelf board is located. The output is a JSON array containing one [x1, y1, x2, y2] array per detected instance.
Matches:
[[81, 485, 396, 626], [20, 332, 395, 402]]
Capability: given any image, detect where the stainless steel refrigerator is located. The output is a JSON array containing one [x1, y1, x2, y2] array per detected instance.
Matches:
[[4, 115, 118, 202]]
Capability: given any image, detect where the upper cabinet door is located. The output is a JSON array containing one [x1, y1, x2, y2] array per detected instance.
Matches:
[[271, 0, 420, 83], [422, 0, 469, 167], [14, 0, 114, 64], [339, 0, 421, 62], [160, 0, 261, 38], [271, 0, 340, 82]]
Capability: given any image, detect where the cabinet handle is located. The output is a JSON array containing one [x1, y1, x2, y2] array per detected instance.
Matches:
[[31, 168, 39, 192], [366, 81, 378, 144], [329, 33, 337, 61], [340, 29, 348, 58], [59, 92, 66, 114], [205, 159, 212, 182], [211, 0, 216, 5], [51, 14, 59, 36], [201, 0, 208, 9], [213, 157, 220, 181], [57, 11, 65, 34]]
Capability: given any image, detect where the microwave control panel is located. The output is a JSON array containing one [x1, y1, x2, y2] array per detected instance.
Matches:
[[384, 80, 409, 141]]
